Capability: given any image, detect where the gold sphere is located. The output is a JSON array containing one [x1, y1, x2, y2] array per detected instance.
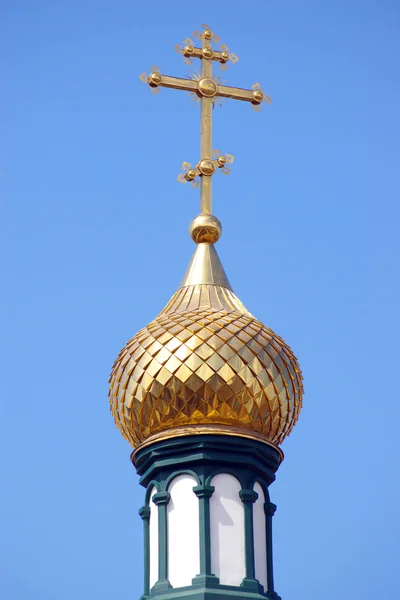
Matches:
[[203, 29, 212, 40], [189, 213, 222, 243], [221, 50, 230, 62], [199, 159, 215, 176], [184, 45, 194, 55], [252, 89, 264, 103], [217, 156, 227, 167], [149, 72, 161, 86], [185, 169, 197, 180], [202, 47, 214, 60], [198, 77, 218, 98]]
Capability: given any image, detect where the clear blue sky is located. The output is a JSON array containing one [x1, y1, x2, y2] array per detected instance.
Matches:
[[3, 1, 400, 598]]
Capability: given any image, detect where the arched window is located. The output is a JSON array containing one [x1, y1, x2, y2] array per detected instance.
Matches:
[[167, 475, 200, 587], [210, 474, 245, 585]]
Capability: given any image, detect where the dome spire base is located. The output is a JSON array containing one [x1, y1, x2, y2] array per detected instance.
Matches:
[[180, 241, 232, 290]]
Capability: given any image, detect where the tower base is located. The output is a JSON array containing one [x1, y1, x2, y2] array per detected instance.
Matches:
[[134, 433, 283, 600]]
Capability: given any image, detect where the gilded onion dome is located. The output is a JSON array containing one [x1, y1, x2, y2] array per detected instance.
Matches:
[[109, 215, 303, 449]]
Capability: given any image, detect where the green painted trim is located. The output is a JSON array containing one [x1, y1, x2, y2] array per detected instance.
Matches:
[[192, 485, 219, 587], [241, 577, 264, 594], [240, 490, 257, 579], [152, 491, 171, 505], [264, 502, 277, 593], [164, 469, 201, 489], [239, 489, 263, 594], [145, 481, 161, 504], [148, 581, 277, 600], [239, 490, 258, 502], [264, 502, 276, 516], [135, 435, 281, 490], [152, 492, 172, 591], [139, 506, 151, 518], [139, 506, 151, 596]]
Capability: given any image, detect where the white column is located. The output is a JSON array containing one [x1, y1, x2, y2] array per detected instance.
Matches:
[[253, 482, 267, 592], [210, 474, 245, 586], [167, 475, 200, 588], [149, 487, 159, 589]]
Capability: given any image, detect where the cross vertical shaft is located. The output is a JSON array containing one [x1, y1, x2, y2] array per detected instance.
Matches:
[[200, 32, 213, 215]]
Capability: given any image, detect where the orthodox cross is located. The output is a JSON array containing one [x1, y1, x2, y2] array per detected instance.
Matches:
[[139, 25, 271, 216]]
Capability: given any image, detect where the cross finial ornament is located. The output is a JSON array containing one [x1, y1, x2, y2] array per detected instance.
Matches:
[[139, 25, 271, 216]]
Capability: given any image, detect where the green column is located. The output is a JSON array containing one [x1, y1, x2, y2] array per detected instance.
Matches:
[[192, 485, 219, 587], [240, 489, 262, 593], [139, 505, 151, 598], [152, 491, 172, 592], [265, 501, 277, 596]]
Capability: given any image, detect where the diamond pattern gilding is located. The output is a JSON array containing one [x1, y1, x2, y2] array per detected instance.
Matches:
[[110, 287, 303, 447]]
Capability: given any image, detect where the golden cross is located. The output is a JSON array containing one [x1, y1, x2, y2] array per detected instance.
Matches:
[[139, 25, 271, 216]]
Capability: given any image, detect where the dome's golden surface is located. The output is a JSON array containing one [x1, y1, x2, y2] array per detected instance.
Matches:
[[109, 237, 303, 448]]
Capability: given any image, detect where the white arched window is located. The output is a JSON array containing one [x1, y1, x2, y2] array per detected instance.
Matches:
[[210, 474, 245, 585], [167, 474, 200, 587], [253, 482, 267, 591]]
